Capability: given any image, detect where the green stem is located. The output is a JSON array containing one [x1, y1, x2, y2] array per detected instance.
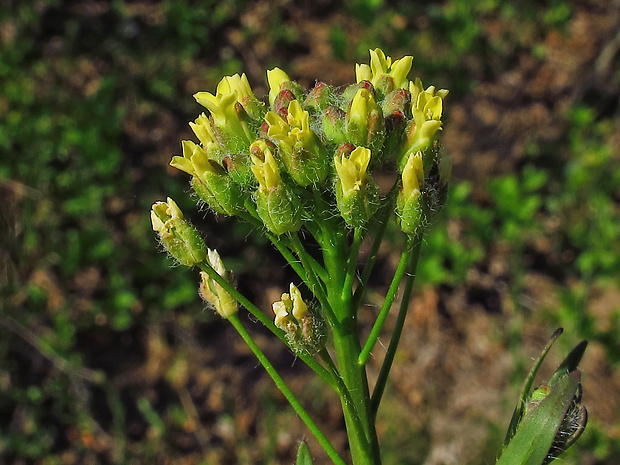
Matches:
[[371, 236, 422, 416], [228, 315, 347, 465], [358, 234, 414, 366], [332, 317, 381, 465], [197, 260, 340, 393], [342, 227, 363, 303], [289, 233, 337, 326], [352, 183, 399, 310]]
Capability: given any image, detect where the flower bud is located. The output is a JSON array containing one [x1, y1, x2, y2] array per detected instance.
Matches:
[[304, 81, 334, 113], [199, 249, 238, 318], [346, 87, 385, 153], [322, 105, 347, 146], [250, 146, 303, 234], [273, 89, 296, 118], [334, 146, 379, 227], [272, 283, 326, 355], [340, 80, 374, 112], [381, 89, 411, 162], [151, 198, 207, 266]]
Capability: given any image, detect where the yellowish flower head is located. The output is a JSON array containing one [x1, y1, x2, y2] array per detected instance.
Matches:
[[250, 145, 282, 190], [401, 150, 424, 202], [266, 100, 314, 149], [272, 283, 308, 329], [199, 249, 238, 318], [215, 73, 256, 103], [188, 113, 219, 149], [334, 146, 371, 194], [356, 48, 413, 89]]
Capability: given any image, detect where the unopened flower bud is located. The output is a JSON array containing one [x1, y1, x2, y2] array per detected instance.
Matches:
[[250, 146, 303, 234], [420, 150, 450, 225], [340, 80, 374, 111], [334, 146, 379, 227], [381, 89, 411, 162], [322, 105, 347, 146], [151, 198, 207, 266], [273, 89, 296, 118], [199, 249, 238, 318], [272, 283, 326, 355], [304, 81, 334, 113]]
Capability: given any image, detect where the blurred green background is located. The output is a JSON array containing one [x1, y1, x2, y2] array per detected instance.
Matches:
[[1, 0, 619, 464]]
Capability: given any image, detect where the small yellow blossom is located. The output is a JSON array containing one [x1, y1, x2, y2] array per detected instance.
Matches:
[[356, 48, 413, 90]]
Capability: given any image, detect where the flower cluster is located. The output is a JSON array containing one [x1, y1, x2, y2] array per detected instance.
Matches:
[[169, 48, 450, 236]]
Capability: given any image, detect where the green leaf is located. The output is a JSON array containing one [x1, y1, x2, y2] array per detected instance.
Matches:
[[497, 372, 580, 465], [504, 328, 563, 446], [295, 441, 314, 465]]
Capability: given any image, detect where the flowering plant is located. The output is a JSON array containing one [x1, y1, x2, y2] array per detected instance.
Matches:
[[152, 49, 586, 464]]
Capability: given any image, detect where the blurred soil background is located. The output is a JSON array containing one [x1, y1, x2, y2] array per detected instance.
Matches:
[[1, 0, 620, 464]]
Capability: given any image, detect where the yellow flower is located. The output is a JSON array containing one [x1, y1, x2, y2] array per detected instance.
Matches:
[[267, 67, 292, 106], [200, 249, 238, 318], [250, 144, 282, 191], [334, 146, 371, 195], [401, 150, 424, 202], [355, 48, 413, 90], [265, 100, 329, 186]]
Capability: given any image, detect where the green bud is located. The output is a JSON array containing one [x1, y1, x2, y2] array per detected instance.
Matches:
[[421, 149, 450, 225], [322, 105, 347, 146], [304, 81, 334, 113], [222, 152, 255, 188], [334, 146, 379, 227], [199, 249, 238, 318], [151, 198, 207, 267], [340, 80, 374, 111], [272, 283, 326, 356], [382, 89, 411, 162], [273, 89, 297, 118]]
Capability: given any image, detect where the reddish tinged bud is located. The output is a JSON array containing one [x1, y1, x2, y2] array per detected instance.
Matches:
[[322, 105, 347, 145], [340, 80, 376, 110], [305, 81, 334, 112], [274, 89, 296, 117], [382, 89, 411, 161], [336, 142, 357, 159]]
